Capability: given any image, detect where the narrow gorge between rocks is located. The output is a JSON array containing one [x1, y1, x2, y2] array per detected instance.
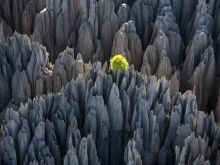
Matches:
[[0, 0, 220, 164]]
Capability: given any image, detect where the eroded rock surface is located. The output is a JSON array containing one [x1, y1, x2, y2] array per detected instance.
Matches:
[[0, 0, 220, 164], [1, 66, 220, 165]]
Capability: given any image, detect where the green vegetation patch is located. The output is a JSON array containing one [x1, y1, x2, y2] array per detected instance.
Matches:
[[110, 54, 129, 72]]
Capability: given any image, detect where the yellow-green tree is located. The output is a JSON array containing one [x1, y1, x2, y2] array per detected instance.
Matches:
[[110, 55, 129, 72]]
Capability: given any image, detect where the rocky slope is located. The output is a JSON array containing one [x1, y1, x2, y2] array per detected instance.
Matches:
[[0, 0, 220, 164], [1, 65, 220, 165]]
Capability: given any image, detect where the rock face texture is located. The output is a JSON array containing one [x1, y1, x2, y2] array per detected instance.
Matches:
[[0, 0, 46, 34], [0, 0, 220, 165], [1, 66, 220, 165]]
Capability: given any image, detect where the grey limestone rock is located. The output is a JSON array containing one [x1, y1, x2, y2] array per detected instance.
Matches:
[[99, 0, 119, 60], [0, 0, 220, 165], [64, 148, 79, 165], [111, 21, 142, 70], [124, 139, 142, 165], [0, 0, 45, 34], [0, 66, 220, 165]]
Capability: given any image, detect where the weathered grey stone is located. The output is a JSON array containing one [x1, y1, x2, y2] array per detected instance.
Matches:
[[111, 21, 142, 70], [64, 148, 79, 165], [124, 140, 142, 165], [0, 1, 220, 165]]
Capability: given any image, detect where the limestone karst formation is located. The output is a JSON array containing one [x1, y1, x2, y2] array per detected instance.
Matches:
[[0, 0, 220, 165]]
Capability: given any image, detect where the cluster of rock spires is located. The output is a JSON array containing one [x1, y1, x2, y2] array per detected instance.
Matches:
[[0, 0, 220, 164], [1, 64, 220, 165]]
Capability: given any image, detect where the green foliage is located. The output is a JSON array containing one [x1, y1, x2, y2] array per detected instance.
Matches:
[[110, 54, 129, 72]]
